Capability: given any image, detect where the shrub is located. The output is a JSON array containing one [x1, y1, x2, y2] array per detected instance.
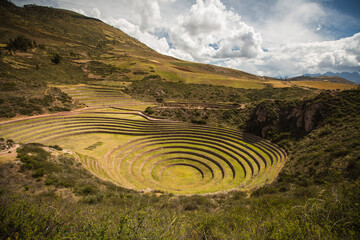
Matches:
[[133, 70, 147, 75], [76, 184, 97, 196], [144, 107, 154, 115], [6, 35, 33, 52], [38, 44, 46, 49], [191, 119, 207, 124], [6, 139, 14, 148], [143, 75, 161, 80], [49, 145, 62, 151], [32, 168, 45, 178], [155, 98, 163, 103], [346, 158, 360, 180], [51, 53, 62, 64]]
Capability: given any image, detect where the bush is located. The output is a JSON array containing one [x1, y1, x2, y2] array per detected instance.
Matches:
[[155, 98, 163, 103], [144, 107, 155, 115], [32, 168, 45, 178], [51, 53, 62, 64], [6, 139, 14, 148], [191, 119, 207, 124], [38, 44, 45, 50], [143, 75, 161, 80], [76, 184, 97, 196], [6, 35, 33, 52], [49, 145, 62, 151], [133, 70, 147, 75]]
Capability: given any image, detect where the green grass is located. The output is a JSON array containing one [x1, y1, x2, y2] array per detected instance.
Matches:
[[0, 143, 358, 239], [291, 80, 358, 90], [0, 3, 359, 239], [0, 106, 286, 194]]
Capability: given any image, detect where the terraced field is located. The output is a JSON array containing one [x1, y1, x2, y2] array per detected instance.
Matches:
[[55, 85, 149, 109], [0, 85, 286, 194]]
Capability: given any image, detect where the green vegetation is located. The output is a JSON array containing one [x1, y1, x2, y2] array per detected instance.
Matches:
[[126, 79, 316, 103], [0, 2, 359, 239], [137, 82, 317, 130], [51, 53, 62, 64], [0, 85, 77, 118], [6, 35, 34, 52], [0, 82, 359, 240], [291, 80, 357, 90], [0, 107, 286, 194], [0, 143, 358, 239], [145, 107, 254, 130], [0, 138, 14, 150], [56, 85, 147, 108]]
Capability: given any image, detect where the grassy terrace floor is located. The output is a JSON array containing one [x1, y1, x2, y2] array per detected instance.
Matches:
[[0, 85, 286, 194], [52, 84, 152, 109]]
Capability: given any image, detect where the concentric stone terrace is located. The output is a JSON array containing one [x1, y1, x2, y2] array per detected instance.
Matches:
[[57, 85, 147, 108], [0, 109, 286, 194]]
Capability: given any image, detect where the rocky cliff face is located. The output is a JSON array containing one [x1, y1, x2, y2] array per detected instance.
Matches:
[[247, 97, 327, 139]]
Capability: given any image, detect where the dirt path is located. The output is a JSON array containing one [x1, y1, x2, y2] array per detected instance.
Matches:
[[0, 144, 20, 164]]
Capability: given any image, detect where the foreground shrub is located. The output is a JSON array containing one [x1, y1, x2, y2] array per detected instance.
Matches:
[[6, 35, 33, 52], [51, 53, 62, 64]]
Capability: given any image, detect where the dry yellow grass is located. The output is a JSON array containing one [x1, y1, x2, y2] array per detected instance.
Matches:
[[265, 81, 290, 88], [291, 81, 357, 90]]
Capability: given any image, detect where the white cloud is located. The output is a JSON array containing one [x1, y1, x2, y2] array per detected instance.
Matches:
[[72, 7, 100, 19], [89, 8, 101, 19], [18, 0, 360, 78], [105, 17, 170, 54], [316, 24, 322, 32], [256, 0, 326, 48], [226, 33, 360, 77], [168, 0, 263, 61], [139, 1, 161, 32], [72, 8, 86, 15]]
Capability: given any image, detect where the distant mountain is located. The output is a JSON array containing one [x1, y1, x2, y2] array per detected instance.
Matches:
[[305, 72, 360, 85], [289, 75, 356, 85]]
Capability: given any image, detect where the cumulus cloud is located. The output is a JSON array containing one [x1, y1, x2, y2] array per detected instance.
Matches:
[[168, 0, 263, 61], [226, 33, 360, 77], [261, 0, 326, 46], [139, 1, 161, 32], [18, 0, 360, 78], [105, 17, 170, 54], [89, 8, 101, 19], [72, 7, 100, 19]]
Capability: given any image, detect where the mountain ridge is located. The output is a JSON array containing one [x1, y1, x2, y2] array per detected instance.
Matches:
[[305, 71, 360, 84], [289, 75, 356, 85]]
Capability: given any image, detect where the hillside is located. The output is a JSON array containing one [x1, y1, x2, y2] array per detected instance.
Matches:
[[0, 1, 357, 119], [287, 75, 357, 90], [289, 75, 355, 85], [0, 1, 360, 239], [0, 1, 281, 119], [306, 71, 360, 85], [0, 1, 268, 88], [1, 88, 359, 239]]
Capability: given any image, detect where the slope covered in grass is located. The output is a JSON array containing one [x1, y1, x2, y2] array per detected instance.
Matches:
[[0, 103, 286, 194], [0, 139, 358, 239], [0, 1, 359, 239]]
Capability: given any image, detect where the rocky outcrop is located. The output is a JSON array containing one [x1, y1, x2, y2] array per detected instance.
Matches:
[[247, 98, 327, 139]]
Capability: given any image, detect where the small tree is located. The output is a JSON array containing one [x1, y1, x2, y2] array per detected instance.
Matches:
[[6, 35, 33, 52], [51, 53, 62, 64]]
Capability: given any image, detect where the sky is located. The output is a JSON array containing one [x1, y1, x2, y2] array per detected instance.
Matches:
[[13, 0, 360, 78]]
